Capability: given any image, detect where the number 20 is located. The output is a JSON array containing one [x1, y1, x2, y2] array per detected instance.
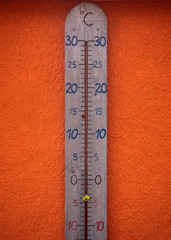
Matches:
[[95, 83, 107, 94], [66, 83, 77, 94]]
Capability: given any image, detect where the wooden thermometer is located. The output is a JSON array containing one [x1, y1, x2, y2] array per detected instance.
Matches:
[[65, 2, 107, 240]]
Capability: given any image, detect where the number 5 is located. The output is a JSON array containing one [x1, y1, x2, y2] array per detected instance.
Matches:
[[73, 153, 78, 161]]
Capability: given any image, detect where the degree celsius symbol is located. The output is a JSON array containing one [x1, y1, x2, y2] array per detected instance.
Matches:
[[65, 3, 107, 240]]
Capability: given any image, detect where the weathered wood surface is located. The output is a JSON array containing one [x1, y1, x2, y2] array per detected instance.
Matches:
[[65, 3, 107, 239]]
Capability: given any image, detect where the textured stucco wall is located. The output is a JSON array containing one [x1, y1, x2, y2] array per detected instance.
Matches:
[[0, 1, 171, 240]]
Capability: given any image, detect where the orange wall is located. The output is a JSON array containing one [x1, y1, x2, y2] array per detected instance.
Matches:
[[0, 1, 170, 240]]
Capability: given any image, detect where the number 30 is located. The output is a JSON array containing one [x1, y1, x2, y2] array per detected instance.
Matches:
[[66, 35, 78, 46], [94, 36, 106, 47]]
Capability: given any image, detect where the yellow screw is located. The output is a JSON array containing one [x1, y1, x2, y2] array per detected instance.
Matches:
[[83, 195, 90, 201]]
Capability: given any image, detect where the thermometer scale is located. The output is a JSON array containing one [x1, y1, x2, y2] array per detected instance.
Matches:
[[65, 3, 107, 240]]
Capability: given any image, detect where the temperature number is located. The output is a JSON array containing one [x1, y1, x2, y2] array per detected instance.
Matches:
[[71, 175, 77, 185], [66, 83, 77, 94], [95, 83, 107, 94], [94, 153, 98, 161], [95, 108, 102, 115], [66, 35, 78, 46], [74, 200, 78, 207], [93, 61, 102, 68], [94, 199, 98, 207], [67, 129, 78, 139], [68, 61, 77, 68], [95, 129, 106, 139], [94, 36, 106, 47], [95, 175, 102, 185], [95, 221, 104, 231], [69, 108, 77, 115], [67, 221, 78, 230], [73, 153, 78, 161]]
